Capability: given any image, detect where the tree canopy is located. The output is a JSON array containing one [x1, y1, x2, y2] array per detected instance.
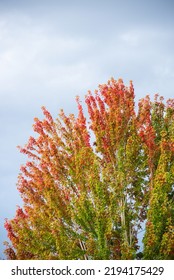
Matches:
[[4, 78, 174, 259]]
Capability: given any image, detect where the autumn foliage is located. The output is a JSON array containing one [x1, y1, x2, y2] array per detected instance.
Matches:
[[4, 78, 174, 259]]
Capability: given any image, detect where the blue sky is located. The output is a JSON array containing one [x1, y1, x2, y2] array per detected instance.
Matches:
[[0, 0, 174, 259]]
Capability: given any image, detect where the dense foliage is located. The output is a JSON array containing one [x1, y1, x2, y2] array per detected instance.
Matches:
[[4, 78, 174, 259]]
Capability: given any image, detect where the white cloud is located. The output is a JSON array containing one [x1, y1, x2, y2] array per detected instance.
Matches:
[[0, 17, 93, 90], [120, 31, 140, 47]]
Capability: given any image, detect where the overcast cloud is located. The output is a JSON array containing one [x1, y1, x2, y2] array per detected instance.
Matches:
[[0, 0, 174, 258]]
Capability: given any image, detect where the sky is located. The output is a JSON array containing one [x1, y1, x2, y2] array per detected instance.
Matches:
[[0, 0, 174, 259]]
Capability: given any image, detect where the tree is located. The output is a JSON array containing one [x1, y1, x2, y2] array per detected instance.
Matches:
[[4, 78, 174, 259]]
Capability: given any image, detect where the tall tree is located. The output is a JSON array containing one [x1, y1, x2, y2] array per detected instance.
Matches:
[[4, 78, 174, 259], [142, 95, 174, 259]]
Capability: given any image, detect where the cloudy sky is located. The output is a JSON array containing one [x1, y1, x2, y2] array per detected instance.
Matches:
[[0, 0, 174, 258]]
